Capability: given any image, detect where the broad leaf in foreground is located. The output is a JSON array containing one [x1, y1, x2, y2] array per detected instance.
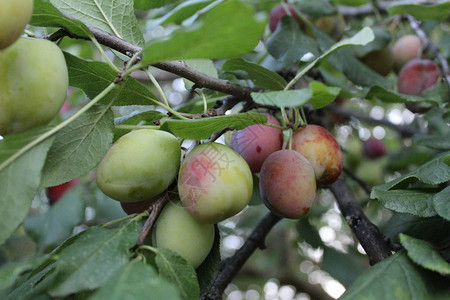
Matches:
[[88, 260, 180, 300], [48, 222, 139, 297]]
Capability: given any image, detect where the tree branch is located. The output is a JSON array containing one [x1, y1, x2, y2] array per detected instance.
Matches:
[[327, 103, 419, 137], [86, 26, 252, 100], [135, 193, 169, 247], [202, 212, 282, 300], [407, 15, 450, 85], [329, 177, 392, 265]]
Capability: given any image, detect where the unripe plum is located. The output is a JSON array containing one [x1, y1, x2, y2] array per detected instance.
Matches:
[[397, 59, 441, 95], [359, 47, 394, 76], [96, 130, 181, 203], [292, 125, 343, 185], [231, 113, 283, 173], [46, 178, 79, 205], [154, 201, 215, 268], [393, 35, 422, 72], [0, 38, 69, 135], [0, 0, 33, 50], [178, 143, 253, 224], [259, 150, 316, 219], [363, 138, 387, 159]]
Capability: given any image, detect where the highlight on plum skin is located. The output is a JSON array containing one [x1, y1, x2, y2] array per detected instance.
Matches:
[[292, 125, 343, 185], [230, 113, 283, 173], [259, 150, 316, 219]]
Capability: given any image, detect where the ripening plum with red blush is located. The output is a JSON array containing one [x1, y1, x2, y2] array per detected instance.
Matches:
[[363, 138, 387, 159], [259, 150, 316, 219], [46, 178, 79, 205], [269, 4, 301, 32], [397, 59, 441, 95], [231, 114, 283, 173], [292, 125, 343, 185]]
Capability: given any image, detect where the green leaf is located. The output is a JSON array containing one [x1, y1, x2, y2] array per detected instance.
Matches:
[[197, 226, 221, 294], [184, 59, 218, 90], [371, 152, 450, 215], [155, 0, 214, 25], [31, 0, 91, 37], [88, 260, 181, 300], [135, 0, 177, 10], [296, 217, 322, 248], [308, 81, 340, 109], [0, 129, 54, 246], [0, 255, 50, 292], [266, 18, 321, 67], [340, 252, 430, 300], [249, 174, 262, 206], [295, 0, 337, 17], [382, 213, 450, 245], [433, 186, 450, 221], [332, 0, 368, 7], [322, 247, 368, 287], [365, 85, 439, 105], [155, 248, 200, 300], [413, 134, 450, 150], [222, 58, 287, 91], [353, 27, 392, 57], [252, 90, 312, 107], [48, 222, 139, 297], [24, 186, 85, 250], [114, 110, 166, 141], [387, 2, 450, 21], [50, 0, 144, 46], [64, 52, 158, 106], [140, 0, 265, 65], [41, 105, 113, 187], [163, 113, 267, 140], [400, 234, 450, 275]]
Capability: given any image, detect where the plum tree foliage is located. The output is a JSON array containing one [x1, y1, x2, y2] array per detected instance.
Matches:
[[0, 0, 449, 300]]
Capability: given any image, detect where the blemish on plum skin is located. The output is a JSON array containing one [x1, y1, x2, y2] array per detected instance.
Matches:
[[256, 146, 262, 153]]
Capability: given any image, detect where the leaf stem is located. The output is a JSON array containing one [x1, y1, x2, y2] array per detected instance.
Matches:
[[144, 68, 170, 107], [115, 124, 161, 130], [90, 36, 119, 72], [0, 82, 117, 172]]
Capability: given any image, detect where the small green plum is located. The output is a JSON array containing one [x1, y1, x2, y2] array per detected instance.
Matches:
[[96, 130, 181, 202], [154, 201, 215, 268], [0, 0, 33, 50], [178, 143, 253, 224], [0, 37, 68, 135]]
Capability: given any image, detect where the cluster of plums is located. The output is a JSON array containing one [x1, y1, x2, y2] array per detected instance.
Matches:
[[95, 113, 342, 267], [0, 0, 69, 136]]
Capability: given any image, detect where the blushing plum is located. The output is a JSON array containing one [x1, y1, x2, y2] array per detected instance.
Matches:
[[178, 143, 253, 224], [0, 38, 68, 135], [259, 150, 316, 219], [269, 4, 301, 32], [397, 59, 441, 95], [363, 138, 387, 159], [96, 130, 181, 203], [292, 125, 343, 185], [46, 178, 79, 205], [154, 201, 215, 268], [0, 0, 33, 50], [231, 113, 283, 173], [393, 35, 422, 72]]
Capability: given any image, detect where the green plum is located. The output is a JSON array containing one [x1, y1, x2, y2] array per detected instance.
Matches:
[[0, 37, 68, 135], [154, 201, 215, 268], [0, 0, 33, 50], [178, 143, 253, 224], [96, 129, 181, 202]]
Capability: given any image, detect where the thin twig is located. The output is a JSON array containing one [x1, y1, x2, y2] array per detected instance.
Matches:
[[329, 177, 392, 265], [343, 167, 372, 195], [202, 212, 281, 300], [135, 193, 169, 247]]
